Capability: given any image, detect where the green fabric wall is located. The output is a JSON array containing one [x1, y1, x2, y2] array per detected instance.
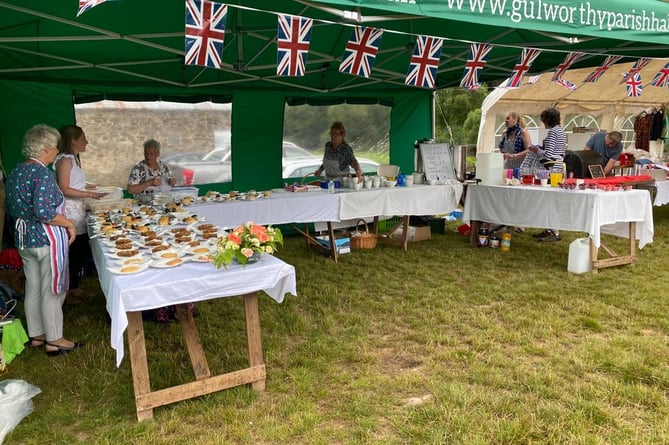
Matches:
[[231, 90, 286, 191], [389, 91, 433, 175], [0, 80, 75, 171]]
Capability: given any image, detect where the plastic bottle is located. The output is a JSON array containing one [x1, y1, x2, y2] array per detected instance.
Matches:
[[328, 180, 335, 194], [500, 231, 512, 252]]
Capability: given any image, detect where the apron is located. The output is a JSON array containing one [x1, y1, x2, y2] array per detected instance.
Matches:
[[323, 157, 349, 180]]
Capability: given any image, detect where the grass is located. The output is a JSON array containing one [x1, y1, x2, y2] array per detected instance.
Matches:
[[5, 205, 669, 444]]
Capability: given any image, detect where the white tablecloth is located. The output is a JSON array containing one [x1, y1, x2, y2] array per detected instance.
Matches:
[[463, 184, 654, 248], [654, 181, 669, 206], [338, 183, 463, 219], [190, 189, 340, 228], [91, 240, 297, 367], [191, 183, 463, 229]]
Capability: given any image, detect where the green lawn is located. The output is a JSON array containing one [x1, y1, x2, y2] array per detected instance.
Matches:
[[5, 204, 669, 444]]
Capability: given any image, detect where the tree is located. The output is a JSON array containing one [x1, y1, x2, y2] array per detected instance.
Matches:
[[434, 85, 488, 145]]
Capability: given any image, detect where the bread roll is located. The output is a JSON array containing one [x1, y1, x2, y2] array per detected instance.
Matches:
[[166, 258, 183, 266]]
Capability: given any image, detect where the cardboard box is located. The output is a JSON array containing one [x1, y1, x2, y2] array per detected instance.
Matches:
[[315, 235, 351, 254], [391, 225, 431, 242]]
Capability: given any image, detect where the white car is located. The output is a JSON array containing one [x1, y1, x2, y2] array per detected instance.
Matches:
[[282, 157, 380, 179]]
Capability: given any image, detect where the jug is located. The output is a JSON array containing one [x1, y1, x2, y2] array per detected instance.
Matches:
[[476, 151, 504, 185], [397, 172, 406, 186]]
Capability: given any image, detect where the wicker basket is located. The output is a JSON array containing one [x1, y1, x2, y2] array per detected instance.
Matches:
[[350, 219, 378, 249]]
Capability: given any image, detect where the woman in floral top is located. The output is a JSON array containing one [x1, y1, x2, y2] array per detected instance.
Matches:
[[127, 138, 176, 204], [6, 124, 82, 356]]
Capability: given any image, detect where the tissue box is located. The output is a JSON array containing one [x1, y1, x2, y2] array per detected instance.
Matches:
[[315, 235, 351, 254]]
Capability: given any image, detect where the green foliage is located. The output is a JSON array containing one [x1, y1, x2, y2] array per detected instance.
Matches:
[[435, 85, 488, 145]]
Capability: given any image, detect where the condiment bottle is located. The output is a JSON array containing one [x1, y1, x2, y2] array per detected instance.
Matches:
[[500, 231, 512, 252]]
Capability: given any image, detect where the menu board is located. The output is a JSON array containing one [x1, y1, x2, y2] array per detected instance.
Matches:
[[419, 143, 455, 182]]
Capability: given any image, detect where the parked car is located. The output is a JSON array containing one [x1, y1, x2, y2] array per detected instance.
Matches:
[[164, 137, 316, 185], [282, 157, 380, 179]]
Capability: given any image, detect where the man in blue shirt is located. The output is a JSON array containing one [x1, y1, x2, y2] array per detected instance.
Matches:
[[584, 131, 623, 176]]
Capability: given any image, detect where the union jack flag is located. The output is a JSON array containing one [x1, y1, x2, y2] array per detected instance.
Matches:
[[649, 62, 669, 88], [405, 35, 443, 89], [506, 48, 541, 88], [583, 55, 622, 83], [554, 78, 576, 91], [277, 15, 313, 77], [626, 73, 643, 97], [620, 58, 651, 84], [185, 0, 227, 69], [460, 43, 492, 90], [77, 0, 108, 17], [551, 52, 584, 81], [338, 27, 383, 78]]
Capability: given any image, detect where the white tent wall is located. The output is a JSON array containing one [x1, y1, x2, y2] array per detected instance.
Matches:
[[477, 59, 669, 161]]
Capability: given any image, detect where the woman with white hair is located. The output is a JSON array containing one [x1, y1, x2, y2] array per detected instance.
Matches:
[[6, 124, 82, 356]]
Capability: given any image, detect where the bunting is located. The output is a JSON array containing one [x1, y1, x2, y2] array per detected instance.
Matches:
[[460, 43, 493, 91], [554, 78, 576, 91], [339, 27, 383, 78], [551, 52, 584, 81], [620, 57, 651, 84], [505, 48, 542, 88], [583, 55, 622, 83], [650, 62, 669, 88], [185, 0, 227, 69], [277, 15, 313, 77], [625, 73, 643, 97], [77, 0, 108, 17], [405, 36, 443, 89]]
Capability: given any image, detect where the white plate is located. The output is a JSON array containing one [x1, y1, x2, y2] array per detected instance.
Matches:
[[115, 257, 148, 266], [151, 249, 186, 260], [107, 250, 142, 259], [190, 254, 213, 263], [185, 246, 214, 256], [108, 262, 150, 275], [151, 257, 188, 268]]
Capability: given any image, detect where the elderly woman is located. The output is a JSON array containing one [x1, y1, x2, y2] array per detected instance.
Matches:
[[313, 121, 364, 183], [55, 125, 106, 303], [6, 124, 81, 356], [127, 138, 176, 203]]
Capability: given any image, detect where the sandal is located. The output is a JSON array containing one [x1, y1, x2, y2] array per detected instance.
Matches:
[[45, 341, 83, 357], [25, 336, 47, 347]]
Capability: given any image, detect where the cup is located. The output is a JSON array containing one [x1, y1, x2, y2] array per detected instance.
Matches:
[[372, 177, 381, 188], [550, 172, 563, 187], [405, 176, 414, 187], [364, 178, 373, 189], [512, 168, 520, 179], [522, 174, 534, 185], [540, 178, 548, 187]]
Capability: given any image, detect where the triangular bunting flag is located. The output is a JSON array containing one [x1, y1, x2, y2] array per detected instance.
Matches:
[[460, 43, 492, 91], [649, 62, 669, 88], [405, 36, 443, 89], [554, 78, 576, 91], [77, 0, 108, 17], [185, 0, 227, 69], [506, 48, 542, 88], [583, 55, 622, 83], [551, 52, 584, 81], [620, 58, 651, 84], [277, 15, 313, 77], [339, 26, 383, 78]]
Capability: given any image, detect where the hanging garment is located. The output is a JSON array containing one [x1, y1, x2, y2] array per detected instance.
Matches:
[[634, 112, 652, 151]]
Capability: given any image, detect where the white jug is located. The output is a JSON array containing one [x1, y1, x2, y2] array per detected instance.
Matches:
[[475, 151, 504, 185]]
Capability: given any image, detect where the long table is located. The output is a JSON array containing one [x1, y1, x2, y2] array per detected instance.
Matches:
[[463, 184, 654, 272], [91, 239, 297, 421], [191, 183, 463, 259], [653, 180, 669, 206]]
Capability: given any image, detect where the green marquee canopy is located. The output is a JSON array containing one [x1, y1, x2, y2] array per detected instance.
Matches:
[[1, 0, 668, 188]]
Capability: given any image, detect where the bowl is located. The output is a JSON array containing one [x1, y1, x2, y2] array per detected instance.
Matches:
[[427, 179, 438, 186], [385, 180, 397, 187]]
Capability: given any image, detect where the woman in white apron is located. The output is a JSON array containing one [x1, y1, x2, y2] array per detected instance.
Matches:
[[313, 121, 364, 184]]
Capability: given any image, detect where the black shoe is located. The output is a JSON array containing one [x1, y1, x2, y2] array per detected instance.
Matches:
[[45, 342, 82, 356], [537, 231, 562, 242], [532, 229, 551, 238]]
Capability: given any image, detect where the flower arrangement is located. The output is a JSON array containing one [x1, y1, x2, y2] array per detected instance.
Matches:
[[213, 222, 283, 269]]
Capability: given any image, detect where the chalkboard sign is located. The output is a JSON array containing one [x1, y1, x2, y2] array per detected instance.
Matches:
[[419, 143, 455, 182]]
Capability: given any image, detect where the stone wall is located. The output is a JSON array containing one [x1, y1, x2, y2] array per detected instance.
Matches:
[[75, 105, 230, 188]]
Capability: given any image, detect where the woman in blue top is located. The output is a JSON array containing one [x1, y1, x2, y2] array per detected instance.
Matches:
[[6, 124, 82, 356]]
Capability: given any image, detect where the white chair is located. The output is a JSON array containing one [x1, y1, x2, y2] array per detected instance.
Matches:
[[377, 164, 400, 177]]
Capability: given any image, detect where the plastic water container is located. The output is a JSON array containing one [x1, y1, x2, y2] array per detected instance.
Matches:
[[476, 152, 504, 185], [568, 238, 592, 274]]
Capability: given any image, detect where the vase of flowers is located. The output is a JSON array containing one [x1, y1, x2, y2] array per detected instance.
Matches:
[[213, 222, 283, 269]]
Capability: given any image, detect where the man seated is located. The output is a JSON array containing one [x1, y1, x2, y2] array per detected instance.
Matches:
[[583, 131, 623, 176]]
